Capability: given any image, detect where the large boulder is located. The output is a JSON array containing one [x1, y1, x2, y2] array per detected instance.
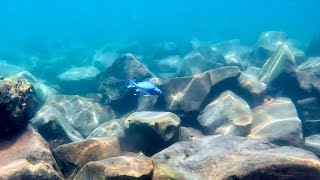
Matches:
[[0, 78, 39, 136], [152, 135, 320, 180], [31, 95, 115, 148], [123, 111, 181, 156], [57, 66, 100, 95], [0, 126, 64, 179], [92, 51, 118, 71], [248, 98, 303, 146], [198, 91, 253, 136], [53, 138, 121, 179], [296, 97, 320, 136], [74, 155, 153, 180], [97, 53, 153, 115]]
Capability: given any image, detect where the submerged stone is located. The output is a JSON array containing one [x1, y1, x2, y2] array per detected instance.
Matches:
[[258, 44, 297, 84], [57, 66, 100, 95], [180, 126, 204, 141], [123, 111, 181, 156], [31, 95, 115, 148], [304, 134, 320, 156], [248, 98, 303, 146], [53, 138, 121, 179], [0, 126, 64, 179], [198, 91, 253, 136], [152, 135, 320, 180], [0, 78, 39, 136], [97, 53, 153, 115], [74, 155, 153, 180], [87, 119, 125, 139]]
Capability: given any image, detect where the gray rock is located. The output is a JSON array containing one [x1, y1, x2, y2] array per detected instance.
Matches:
[[31, 95, 115, 148], [53, 138, 121, 179], [87, 119, 124, 139], [74, 155, 153, 180], [180, 127, 204, 141], [92, 51, 118, 71], [97, 53, 153, 115], [0, 78, 39, 136], [198, 91, 253, 136], [248, 97, 303, 146], [304, 134, 320, 156], [0, 126, 64, 179], [123, 111, 181, 155], [152, 135, 320, 180], [177, 46, 225, 76], [57, 66, 100, 95], [0, 60, 23, 77], [250, 31, 305, 67], [296, 97, 320, 136]]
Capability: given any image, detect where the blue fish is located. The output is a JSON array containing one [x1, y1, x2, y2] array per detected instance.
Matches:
[[127, 80, 162, 96]]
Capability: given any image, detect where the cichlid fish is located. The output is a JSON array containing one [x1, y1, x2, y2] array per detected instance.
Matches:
[[127, 80, 162, 96]]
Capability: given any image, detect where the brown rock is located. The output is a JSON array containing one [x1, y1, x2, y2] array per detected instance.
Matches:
[[74, 155, 153, 180], [152, 135, 320, 180], [0, 126, 63, 179], [53, 138, 121, 179]]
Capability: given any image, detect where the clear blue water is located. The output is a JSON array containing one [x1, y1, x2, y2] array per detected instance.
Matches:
[[1, 0, 319, 49]]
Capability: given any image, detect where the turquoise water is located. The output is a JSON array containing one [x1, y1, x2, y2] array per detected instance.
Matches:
[[1, 0, 319, 49]]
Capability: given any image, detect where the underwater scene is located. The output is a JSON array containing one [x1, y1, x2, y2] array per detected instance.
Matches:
[[1, 0, 320, 179]]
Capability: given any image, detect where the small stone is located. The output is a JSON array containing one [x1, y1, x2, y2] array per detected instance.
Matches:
[[180, 127, 204, 141]]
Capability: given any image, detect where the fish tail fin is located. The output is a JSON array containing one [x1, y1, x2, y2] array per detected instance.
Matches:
[[127, 80, 137, 88]]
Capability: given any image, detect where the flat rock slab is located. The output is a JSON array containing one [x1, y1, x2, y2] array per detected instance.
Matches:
[[152, 135, 320, 180], [0, 126, 63, 179], [304, 134, 320, 156], [74, 156, 153, 180], [53, 138, 121, 179], [248, 97, 303, 146]]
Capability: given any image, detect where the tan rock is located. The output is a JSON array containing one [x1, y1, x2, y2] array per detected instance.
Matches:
[[0, 126, 63, 179], [53, 138, 121, 179], [74, 156, 153, 180]]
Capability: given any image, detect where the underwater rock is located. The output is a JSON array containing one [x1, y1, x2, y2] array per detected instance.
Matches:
[[14, 71, 57, 102], [92, 51, 118, 71], [176, 46, 226, 76], [304, 134, 320, 156], [250, 31, 305, 67], [0, 126, 64, 179], [0, 77, 39, 136], [31, 95, 115, 147], [306, 33, 320, 57], [123, 111, 181, 156], [53, 138, 121, 179], [74, 155, 153, 180], [161, 66, 241, 113], [87, 119, 125, 139], [296, 97, 320, 135], [31, 105, 84, 149], [248, 98, 303, 146], [198, 91, 253, 136], [0, 60, 24, 77], [57, 66, 100, 95], [297, 57, 320, 96], [237, 73, 266, 105], [97, 53, 153, 115], [258, 44, 297, 84], [152, 135, 320, 180], [180, 127, 204, 141], [155, 55, 181, 76]]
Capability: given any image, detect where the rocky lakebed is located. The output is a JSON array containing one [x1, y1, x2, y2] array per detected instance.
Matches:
[[1, 31, 320, 179]]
